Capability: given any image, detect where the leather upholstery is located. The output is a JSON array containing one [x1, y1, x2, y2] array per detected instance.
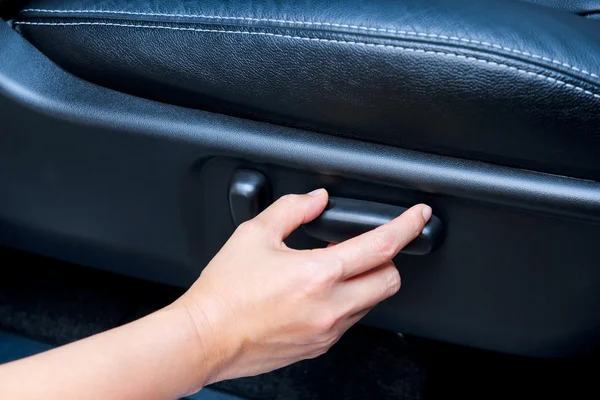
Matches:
[[523, 0, 600, 15], [14, 0, 600, 180]]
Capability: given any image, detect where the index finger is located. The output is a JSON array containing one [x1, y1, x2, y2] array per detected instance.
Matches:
[[321, 204, 432, 279]]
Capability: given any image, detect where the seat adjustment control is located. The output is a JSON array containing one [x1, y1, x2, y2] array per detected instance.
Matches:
[[303, 197, 443, 255], [228, 169, 271, 226]]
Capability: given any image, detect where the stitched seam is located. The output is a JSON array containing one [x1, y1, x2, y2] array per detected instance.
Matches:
[[19, 7, 600, 81], [13, 21, 600, 100]]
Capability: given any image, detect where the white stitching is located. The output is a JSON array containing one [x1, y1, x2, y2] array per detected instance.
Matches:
[[20, 7, 600, 81], [13, 21, 600, 100]]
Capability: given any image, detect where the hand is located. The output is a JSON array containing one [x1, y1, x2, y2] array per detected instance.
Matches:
[[0, 188, 432, 400], [173, 189, 432, 385]]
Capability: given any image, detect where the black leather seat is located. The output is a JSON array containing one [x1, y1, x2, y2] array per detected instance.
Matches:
[[13, 0, 600, 180]]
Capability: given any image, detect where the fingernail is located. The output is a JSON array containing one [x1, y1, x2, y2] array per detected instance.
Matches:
[[308, 188, 326, 197], [422, 205, 432, 222]]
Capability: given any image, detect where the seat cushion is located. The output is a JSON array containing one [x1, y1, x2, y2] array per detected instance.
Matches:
[[13, 0, 600, 180]]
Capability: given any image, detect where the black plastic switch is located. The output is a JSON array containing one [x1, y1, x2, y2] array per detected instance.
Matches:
[[303, 197, 443, 255], [228, 169, 271, 226]]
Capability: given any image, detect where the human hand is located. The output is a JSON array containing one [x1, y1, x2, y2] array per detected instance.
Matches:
[[0, 189, 432, 400], [173, 189, 432, 385]]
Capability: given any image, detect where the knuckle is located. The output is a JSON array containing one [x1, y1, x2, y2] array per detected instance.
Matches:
[[320, 256, 344, 283], [387, 269, 401, 295], [301, 257, 322, 278], [374, 231, 398, 258], [234, 220, 252, 235], [312, 311, 340, 333], [297, 264, 329, 298], [299, 258, 324, 283], [301, 256, 342, 293], [235, 219, 265, 237], [313, 270, 338, 292]]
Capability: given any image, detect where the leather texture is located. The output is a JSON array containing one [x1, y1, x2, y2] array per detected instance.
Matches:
[[523, 0, 600, 15], [13, 0, 600, 180]]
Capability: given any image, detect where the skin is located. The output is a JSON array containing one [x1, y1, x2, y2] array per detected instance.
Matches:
[[0, 189, 432, 399]]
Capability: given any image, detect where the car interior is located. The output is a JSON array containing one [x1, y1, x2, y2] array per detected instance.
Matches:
[[1, 0, 600, 397]]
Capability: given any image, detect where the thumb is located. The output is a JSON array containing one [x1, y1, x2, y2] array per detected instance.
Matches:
[[254, 189, 329, 242]]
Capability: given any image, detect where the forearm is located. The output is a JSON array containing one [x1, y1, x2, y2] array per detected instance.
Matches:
[[0, 306, 215, 400]]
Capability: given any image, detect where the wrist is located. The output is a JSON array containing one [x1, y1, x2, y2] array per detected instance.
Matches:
[[166, 293, 240, 387]]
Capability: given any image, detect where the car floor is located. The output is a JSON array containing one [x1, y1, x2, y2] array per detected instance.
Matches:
[[0, 246, 597, 399]]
